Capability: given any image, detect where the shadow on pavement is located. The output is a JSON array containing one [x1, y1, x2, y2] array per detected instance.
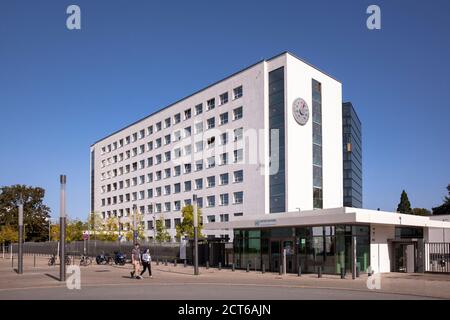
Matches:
[[44, 273, 60, 282]]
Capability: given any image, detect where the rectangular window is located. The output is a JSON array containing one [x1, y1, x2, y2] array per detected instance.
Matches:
[[219, 92, 228, 105], [220, 132, 228, 145], [174, 183, 181, 193], [165, 218, 171, 228], [234, 127, 243, 141], [233, 106, 243, 120], [174, 113, 181, 124], [312, 79, 323, 209], [234, 170, 243, 183], [195, 103, 203, 115], [195, 160, 203, 171], [207, 176, 215, 188], [174, 201, 181, 211], [233, 149, 243, 163], [164, 151, 171, 162], [233, 86, 243, 99], [207, 196, 215, 207], [156, 122, 162, 132], [164, 117, 171, 128], [174, 165, 181, 176], [195, 141, 204, 152], [164, 134, 171, 145], [184, 126, 191, 137], [207, 117, 215, 129], [207, 98, 215, 111], [184, 180, 192, 192], [220, 193, 229, 206], [220, 173, 229, 185], [207, 156, 215, 168], [173, 130, 181, 141], [147, 126, 153, 135], [207, 136, 215, 148], [195, 122, 203, 134], [220, 214, 229, 222], [233, 191, 243, 204], [219, 152, 228, 165], [195, 178, 203, 190], [207, 215, 216, 223], [184, 108, 191, 120], [219, 112, 228, 125]]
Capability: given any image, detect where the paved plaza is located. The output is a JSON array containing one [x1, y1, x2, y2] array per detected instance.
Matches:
[[0, 255, 449, 300]]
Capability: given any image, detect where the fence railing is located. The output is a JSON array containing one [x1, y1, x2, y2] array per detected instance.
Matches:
[[425, 242, 450, 273], [9, 241, 182, 261]]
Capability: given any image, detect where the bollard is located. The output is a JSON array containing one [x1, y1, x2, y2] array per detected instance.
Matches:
[[34, 254, 36, 268], [206, 261, 209, 269], [318, 266, 322, 278], [12, 255, 14, 268], [218, 262, 222, 270], [298, 265, 302, 277], [262, 263, 265, 274], [341, 266, 345, 279], [232, 263, 235, 272], [156, 258, 159, 266], [246, 262, 250, 272], [174, 259, 177, 267], [279, 264, 283, 275], [356, 265, 360, 278], [184, 259, 187, 268], [164, 259, 168, 266]]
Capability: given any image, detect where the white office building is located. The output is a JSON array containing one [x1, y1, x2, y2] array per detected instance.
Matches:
[[90, 51, 343, 241], [90, 51, 450, 273]]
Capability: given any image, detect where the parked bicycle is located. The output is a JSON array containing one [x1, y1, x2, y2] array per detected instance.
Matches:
[[48, 254, 71, 266], [79, 255, 92, 266]]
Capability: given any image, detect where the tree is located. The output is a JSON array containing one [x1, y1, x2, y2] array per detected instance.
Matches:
[[411, 208, 431, 216], [176, 205, 204, 241], [432, 184, 450, 215], [0, 185, 51, 242], [124, 210, 145, 242], [87, 212, 103, 241], [397, 190, 412, 214], [99, 217, 119, 241], [155, 216, 171, 243], [0, 225, 18, 244]]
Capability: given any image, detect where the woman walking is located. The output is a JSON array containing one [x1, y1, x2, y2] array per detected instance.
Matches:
[[140, 248, 153, 278]]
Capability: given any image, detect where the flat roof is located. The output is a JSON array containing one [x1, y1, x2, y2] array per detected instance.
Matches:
[[91, 51, 341, 146], [204, 207, 450, 230]]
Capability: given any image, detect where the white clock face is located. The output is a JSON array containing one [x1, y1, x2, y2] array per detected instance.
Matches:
[[292, 98, 309, 125]]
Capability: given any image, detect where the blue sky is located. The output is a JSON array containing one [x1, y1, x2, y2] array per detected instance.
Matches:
[[1, 0, 449, 220]]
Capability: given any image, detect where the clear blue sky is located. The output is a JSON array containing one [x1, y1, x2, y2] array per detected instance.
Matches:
[[1, 0, 449, 220]]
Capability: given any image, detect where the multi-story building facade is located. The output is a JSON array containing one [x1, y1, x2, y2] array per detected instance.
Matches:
[[342, 102, 362, 208], [90, 51, 343, 241]]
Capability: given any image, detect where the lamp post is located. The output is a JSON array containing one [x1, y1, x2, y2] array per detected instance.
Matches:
[[17, 195, 24, 274], [59, 175, 67, 282], [193, 194, 199, 276], [45, 217, 51, 242]]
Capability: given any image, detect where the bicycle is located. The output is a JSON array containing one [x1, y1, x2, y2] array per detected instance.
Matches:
[[79, 255, 92, 266], [48, 254, 71, 266]]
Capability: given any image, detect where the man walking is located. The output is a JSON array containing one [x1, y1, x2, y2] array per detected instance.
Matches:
[[130, 243, 142, 279]]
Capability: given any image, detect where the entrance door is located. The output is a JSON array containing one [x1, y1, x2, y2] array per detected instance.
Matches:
[[393, 243, 416, 273], [283, 240, 295, 273], [270, 240, 280, 272]]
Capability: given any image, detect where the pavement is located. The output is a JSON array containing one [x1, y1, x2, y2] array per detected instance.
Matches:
[[1, 254, 450, 300]]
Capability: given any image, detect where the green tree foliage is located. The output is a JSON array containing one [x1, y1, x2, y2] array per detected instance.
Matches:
[[432, 184, 450, 215], [124, 210, 145, 242], [176, 205, 204, 240], [0, 185, 51, 242], [155, 216, 171, 243], [87, 212, 103, 241], [0, 225, 18, 244], [49, 220, 86, 242], [397, 190, 412, 214], [411, 208, 431, 216]]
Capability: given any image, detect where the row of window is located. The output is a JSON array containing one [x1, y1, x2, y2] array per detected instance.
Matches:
[[100, 145, 244, 182], [101, 191, 244, 216], [101, 172, 243, 207], [100, 109, 243, 171], [102, 169, 243, 196], [100, 86, 243, 155]]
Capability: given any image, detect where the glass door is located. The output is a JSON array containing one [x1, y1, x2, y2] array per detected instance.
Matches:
[[270, 240, 280, 272], [283, 240, 295, 273]]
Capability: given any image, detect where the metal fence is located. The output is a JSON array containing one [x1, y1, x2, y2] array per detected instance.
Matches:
[[425, 242, 450, 273], [9, 241, 182, 262]]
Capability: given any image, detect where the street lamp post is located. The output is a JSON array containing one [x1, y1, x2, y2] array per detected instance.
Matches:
[[59, 175, 67, 282], [17, 196, 24, 274], [193, 194, 199, 276]]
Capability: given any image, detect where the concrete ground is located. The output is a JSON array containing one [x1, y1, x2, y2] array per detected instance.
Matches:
[[0, 255, 449, 300]]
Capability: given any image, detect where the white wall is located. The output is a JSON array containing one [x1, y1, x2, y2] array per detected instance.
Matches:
[[370, 224, 395, 273], [282, 54, 343, 212]]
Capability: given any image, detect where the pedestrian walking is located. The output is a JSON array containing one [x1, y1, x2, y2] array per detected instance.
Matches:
[[130, 243, 142, 279], [140, 248, 153, 278]]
